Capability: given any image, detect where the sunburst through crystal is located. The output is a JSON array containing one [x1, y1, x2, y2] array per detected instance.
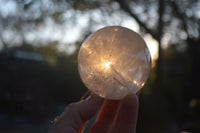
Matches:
[[78, 26, 151, 99]]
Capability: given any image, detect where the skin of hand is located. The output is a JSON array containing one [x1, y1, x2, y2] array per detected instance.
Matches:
[[48, 91, 139, 133]]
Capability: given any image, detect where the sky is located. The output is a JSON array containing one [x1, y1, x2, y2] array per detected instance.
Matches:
[[0, 0, 158, 62]]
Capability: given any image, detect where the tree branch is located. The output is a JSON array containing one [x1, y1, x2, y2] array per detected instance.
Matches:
[[115, 0, 159, 41], [168, 0, 189, 35], [168, 0, 200, 36]]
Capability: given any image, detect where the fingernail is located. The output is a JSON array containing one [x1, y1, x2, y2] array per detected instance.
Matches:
[[86, 93, 102, 102], [86, 95, 92, 100], [80, 91, 91, 100], [86, 93, 96, 100], [136, 91, 140, 97]]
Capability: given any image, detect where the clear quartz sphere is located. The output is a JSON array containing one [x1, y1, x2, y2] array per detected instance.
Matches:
[[78, 26, 151, 99]]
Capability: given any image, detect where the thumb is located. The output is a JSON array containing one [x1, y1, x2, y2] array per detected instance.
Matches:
[[49, 93, 102, 133]]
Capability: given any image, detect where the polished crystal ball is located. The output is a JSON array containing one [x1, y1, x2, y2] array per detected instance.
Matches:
[[78, 26, 151, 99]]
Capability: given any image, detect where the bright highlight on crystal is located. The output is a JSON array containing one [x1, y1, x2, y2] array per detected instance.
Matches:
[[78, 26, 151, 99], [105, 62, 111, 68]]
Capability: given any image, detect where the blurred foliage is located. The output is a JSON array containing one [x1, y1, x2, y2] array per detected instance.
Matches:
[[0, 44, 87, 103]]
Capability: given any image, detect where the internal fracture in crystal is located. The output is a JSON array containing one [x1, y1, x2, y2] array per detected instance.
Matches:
[[78, 26, 151, 99]]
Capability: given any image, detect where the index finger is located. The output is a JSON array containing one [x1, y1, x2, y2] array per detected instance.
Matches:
[[110, 94, 139, 133]]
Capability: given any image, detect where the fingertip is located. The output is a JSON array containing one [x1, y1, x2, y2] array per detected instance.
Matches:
[[80, 90, 91, 100], [136, 90, 141, 97], [77, 93, 102, 121], [110, 93, 139, 133], [121, 93, 139, 108], [86, 92, 102, 103]]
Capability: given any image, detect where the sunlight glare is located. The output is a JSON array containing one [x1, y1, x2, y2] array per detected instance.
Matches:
[[143, 34, 158, 67], [105, 61, 111, 69]]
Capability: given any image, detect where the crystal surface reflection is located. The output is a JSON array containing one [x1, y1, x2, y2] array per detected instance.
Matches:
[[78, 26, 151, 99]]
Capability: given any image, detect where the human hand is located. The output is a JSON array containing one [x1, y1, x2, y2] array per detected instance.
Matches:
[[48, 91, 139, 133]]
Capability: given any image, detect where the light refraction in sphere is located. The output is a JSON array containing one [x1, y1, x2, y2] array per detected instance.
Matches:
[[78, 26, 151, 99]]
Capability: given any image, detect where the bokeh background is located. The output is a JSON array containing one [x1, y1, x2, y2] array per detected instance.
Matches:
[[0, 0, 200, 133]]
